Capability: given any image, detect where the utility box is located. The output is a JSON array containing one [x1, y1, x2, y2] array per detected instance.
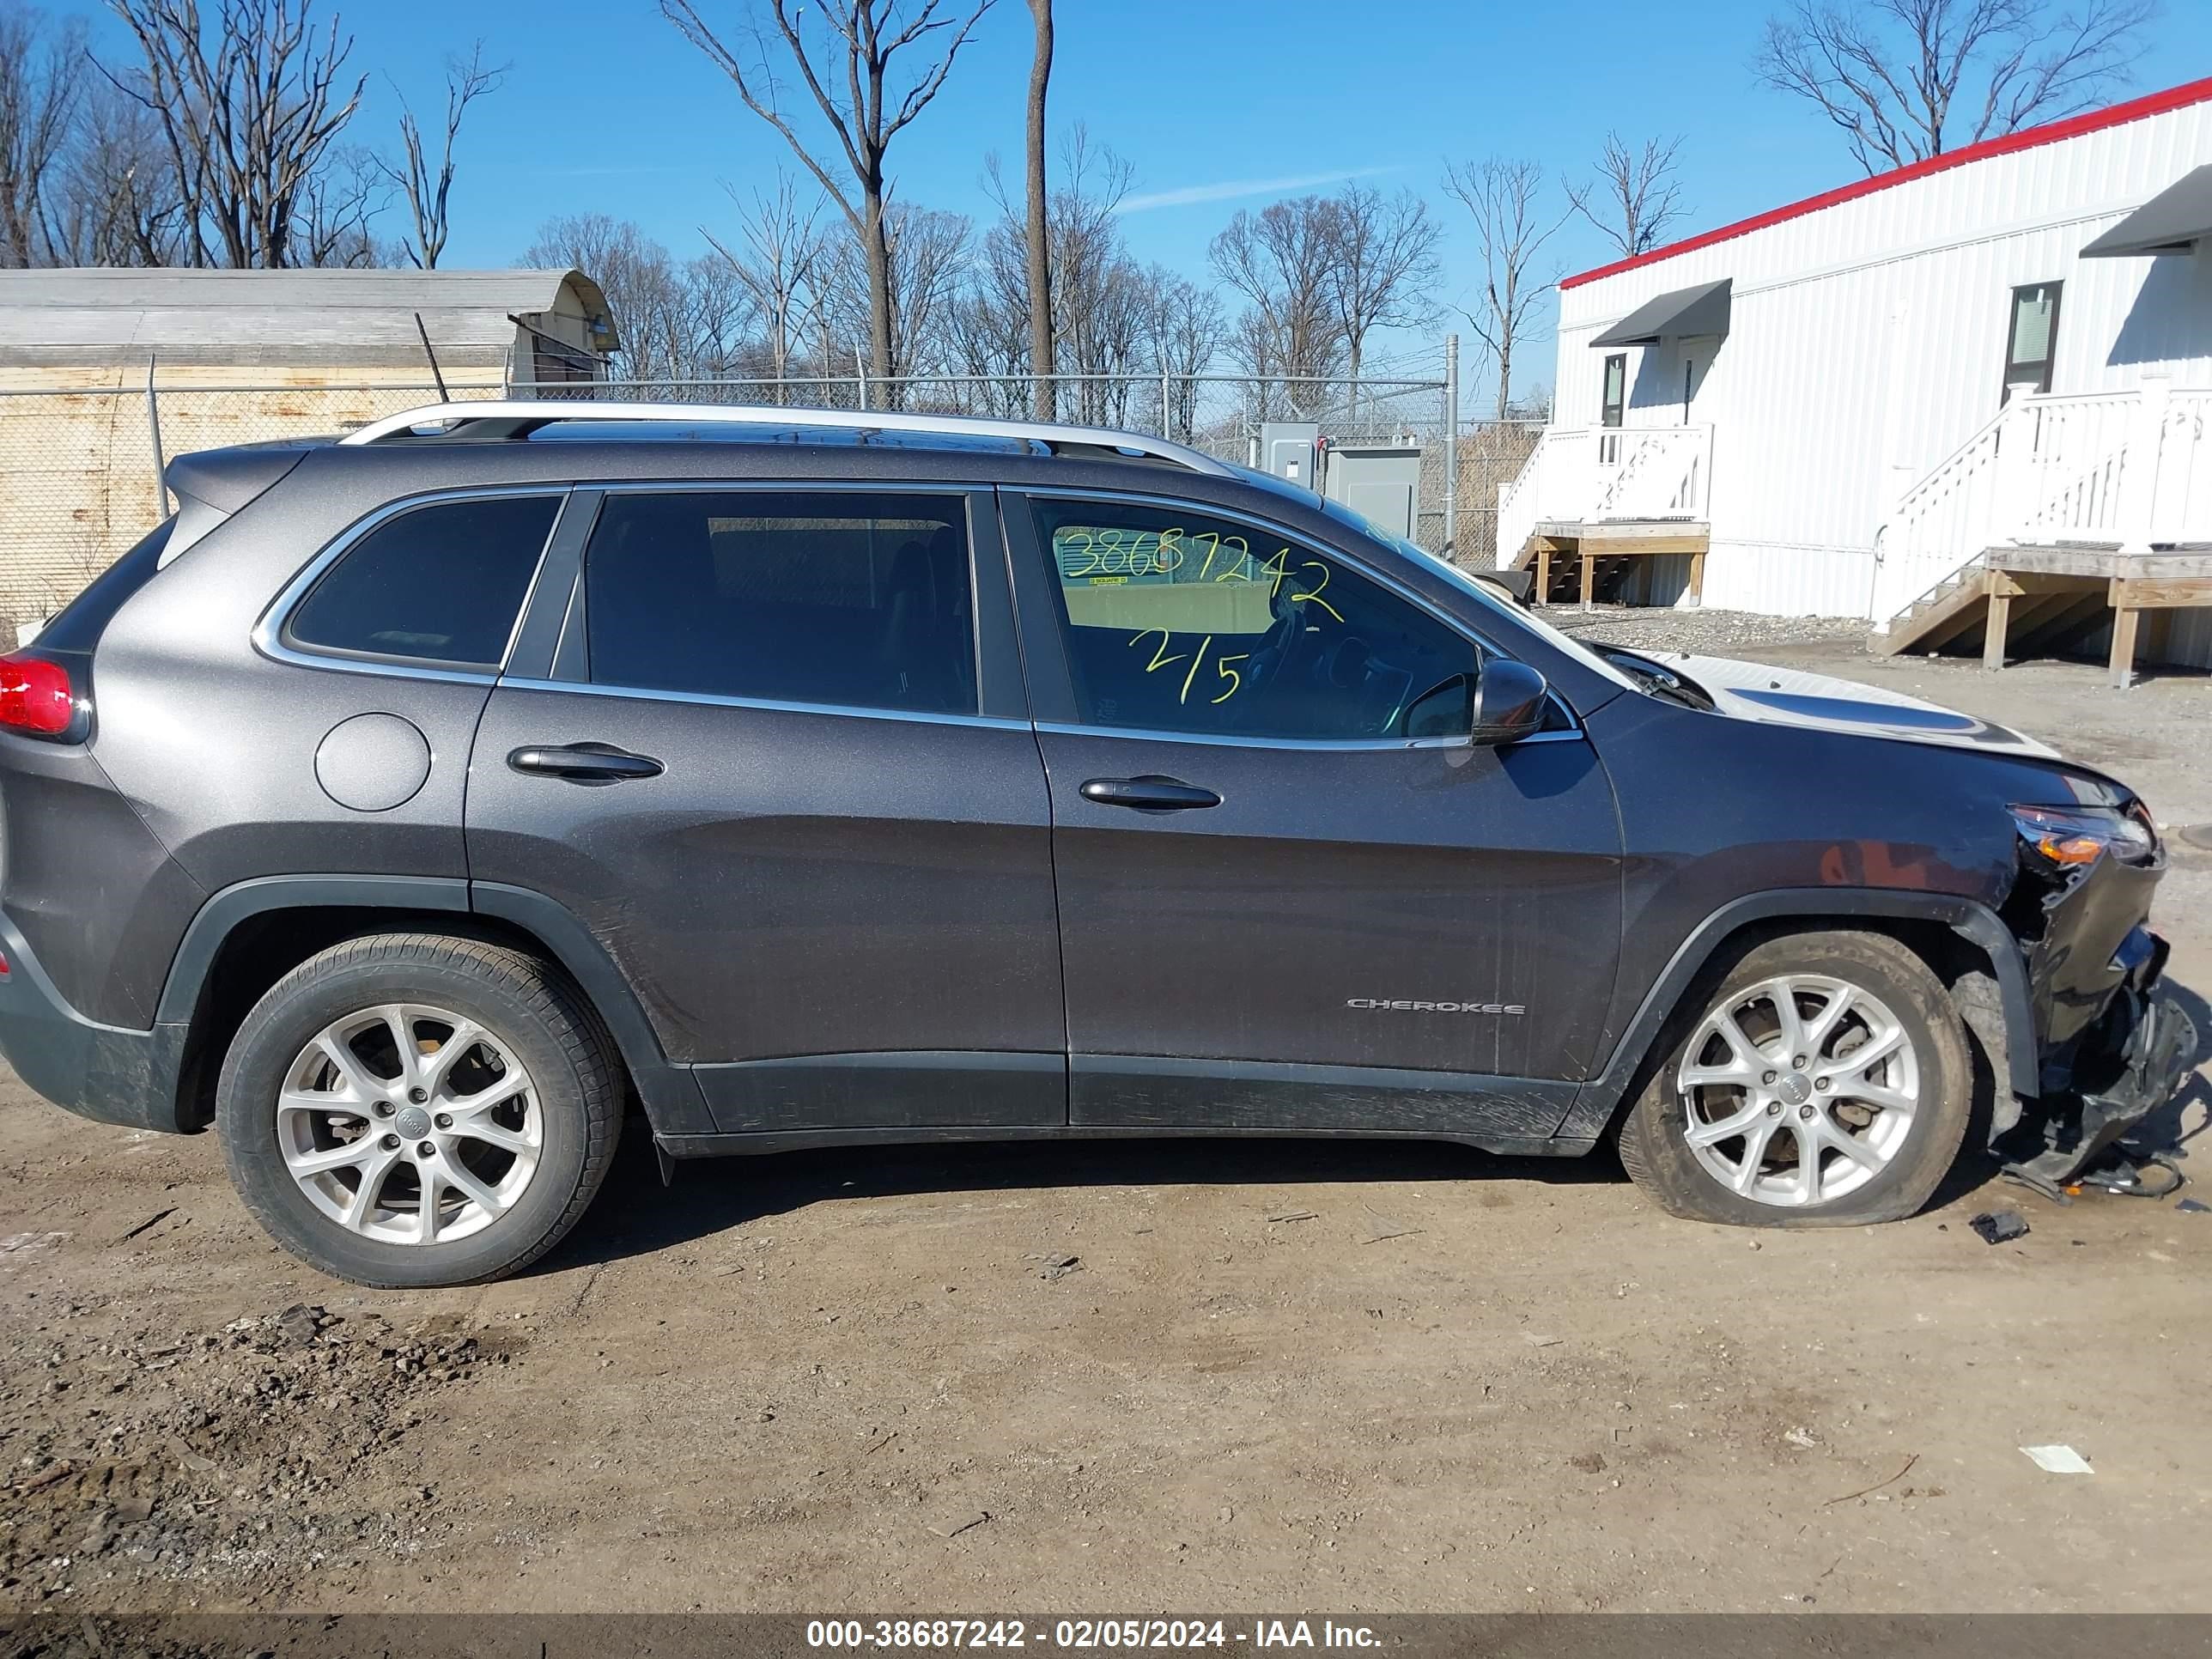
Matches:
[[1322, 441, 1421, 541], [1257, 422, 1322, 492]]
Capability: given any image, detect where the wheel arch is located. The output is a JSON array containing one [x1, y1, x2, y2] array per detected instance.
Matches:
[[1557, 888, 2033, 1143], [157, 875, 712, 1135]]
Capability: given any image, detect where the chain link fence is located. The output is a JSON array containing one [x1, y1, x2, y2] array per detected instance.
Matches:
[[0, 363, 1544, 632], [0, 380, 502, 631]]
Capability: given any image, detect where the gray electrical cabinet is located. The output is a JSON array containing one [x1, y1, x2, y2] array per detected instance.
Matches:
[[1256, 422, 1322, 492], [1322, 441, 1421, 541]]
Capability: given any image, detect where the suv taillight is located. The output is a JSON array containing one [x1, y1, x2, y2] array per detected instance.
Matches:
[[0, 654, 76, 736]]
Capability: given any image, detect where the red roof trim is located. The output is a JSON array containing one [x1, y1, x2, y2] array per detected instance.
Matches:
[[1559, 76, 2212, 291]]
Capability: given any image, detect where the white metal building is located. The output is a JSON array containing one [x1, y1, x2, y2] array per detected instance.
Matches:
[[1497, 75, 2212, 676]]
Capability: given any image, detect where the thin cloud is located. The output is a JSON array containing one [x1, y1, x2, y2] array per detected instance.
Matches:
[[1115, 165, 1397, 215]]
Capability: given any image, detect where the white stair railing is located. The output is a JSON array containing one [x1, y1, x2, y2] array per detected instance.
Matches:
[[1873, 382, 2212, 630], [1493, 428, 1552, 570], [1869, 405, 2012, 625], [1592, 426, 1711, 521]]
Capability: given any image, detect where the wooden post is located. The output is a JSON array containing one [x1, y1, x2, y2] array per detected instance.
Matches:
[[1534, 543, 1552, 606], [1579, 550, 1596, 611], [1687, 549, 1707, 608], [2108, 604, 2140, 690], [1983, 589, 2011, 671]]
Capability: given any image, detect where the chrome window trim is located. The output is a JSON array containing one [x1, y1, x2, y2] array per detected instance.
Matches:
[[1012, 483, 1589, 748], [252, 483, 572, 685], [496, 676, 1033, 733], [587, 478, 994, 497], [1034, 720, 1586, 753]]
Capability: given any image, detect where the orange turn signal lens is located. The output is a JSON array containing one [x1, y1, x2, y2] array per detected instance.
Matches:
[[2009, 803, 2157, 871]]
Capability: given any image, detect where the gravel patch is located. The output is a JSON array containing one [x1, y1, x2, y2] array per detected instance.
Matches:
[[1547, 605, 1869, 658]]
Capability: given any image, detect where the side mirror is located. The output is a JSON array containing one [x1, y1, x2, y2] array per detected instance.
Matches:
[[1403, 673, 1474, 738], [1468, 659, 1549, 746]]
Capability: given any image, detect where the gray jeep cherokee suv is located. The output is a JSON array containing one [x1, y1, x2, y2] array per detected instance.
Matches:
[[0, 403, 2190, 1286]]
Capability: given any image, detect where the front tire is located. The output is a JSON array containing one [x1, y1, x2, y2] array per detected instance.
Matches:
[[1618, 930, 1971, 1227], [216, 934, 623, 1287]]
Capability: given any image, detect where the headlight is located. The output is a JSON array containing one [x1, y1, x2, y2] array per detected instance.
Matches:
[[2009, 803, 2158, 870]]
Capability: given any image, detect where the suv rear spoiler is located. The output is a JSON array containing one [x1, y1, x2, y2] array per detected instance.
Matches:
[[160, 441, 325, 567]]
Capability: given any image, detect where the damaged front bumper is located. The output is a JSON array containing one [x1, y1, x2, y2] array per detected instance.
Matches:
[[1996, 926, 2197, 1186]]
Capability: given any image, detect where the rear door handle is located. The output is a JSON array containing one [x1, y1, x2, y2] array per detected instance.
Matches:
[[507, 744, 664, 784], [1079, 775, 1221, 811]]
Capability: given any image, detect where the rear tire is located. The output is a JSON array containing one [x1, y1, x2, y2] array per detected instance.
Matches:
[[216, 933, 622, 1287], [1618, 930, 1970, 1227]]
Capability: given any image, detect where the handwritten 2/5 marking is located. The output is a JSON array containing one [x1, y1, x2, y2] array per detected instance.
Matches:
[[1128, 629, 1249, 704]]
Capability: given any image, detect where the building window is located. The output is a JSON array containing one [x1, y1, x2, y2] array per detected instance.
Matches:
[[2002, 283, 2061, 402], [1600, 353, 1626, 463], [1601, 353, 1626, 427]]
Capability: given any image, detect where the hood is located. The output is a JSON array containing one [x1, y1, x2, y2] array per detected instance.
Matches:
[[1614, 649, 2061, 759]]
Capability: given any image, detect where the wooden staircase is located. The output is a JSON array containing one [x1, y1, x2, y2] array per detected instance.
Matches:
[[1875, 564, 2113, 662], [1505, 523, 1711, 608]]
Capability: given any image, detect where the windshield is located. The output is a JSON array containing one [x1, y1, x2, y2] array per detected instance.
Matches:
[[1312, 494, 1638, 692]]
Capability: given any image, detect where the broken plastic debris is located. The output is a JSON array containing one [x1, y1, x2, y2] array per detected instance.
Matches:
[[1968, 1209, 2029, 1244], [2020, 1444, 2093, 1474], [2177, 1198, 2209, 1214]]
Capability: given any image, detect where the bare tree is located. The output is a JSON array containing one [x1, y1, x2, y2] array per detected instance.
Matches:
[[1565, 131, 1688, 258], [982, 131, 1143, 422], [680, 250, 755, 375], [1322, 183, 1438, 388], [702, 174, 825, 398], [525, 214, 700, 378], [1140, 265, 1224, 439], [1020, 0, 1053, 418], [819, 200, 971, 383], [1443, 157, 1570, 420], [381, 41, 505, 270], [1754, 0, 2154, 174], [0, 4, 87, 265], [46, 78, 189, 265], [289, 140, 383, 266], [100, 0, 368, 268], [659, 0, 996, 401], [1209, 195, 1346, 416]]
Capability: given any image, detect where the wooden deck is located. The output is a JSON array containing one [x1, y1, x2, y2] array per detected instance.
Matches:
[[1509, 520, 1711, 609], [1874, 544, 2212, 687]]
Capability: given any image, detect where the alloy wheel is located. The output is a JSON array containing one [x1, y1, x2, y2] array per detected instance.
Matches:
[[275, 1003, 543, 1245], [1676, 974, 1920, 1207]]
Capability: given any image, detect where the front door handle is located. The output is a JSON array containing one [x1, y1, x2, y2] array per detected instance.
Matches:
[[1079, 775, 1221, 812], [507, 744, 664, 784]]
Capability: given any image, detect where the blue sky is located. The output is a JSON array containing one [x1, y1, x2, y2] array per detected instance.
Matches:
[[54, 0, 2212, 381]]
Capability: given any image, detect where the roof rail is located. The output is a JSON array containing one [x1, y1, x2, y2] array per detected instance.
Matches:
[[337, 400, 1237, 476]]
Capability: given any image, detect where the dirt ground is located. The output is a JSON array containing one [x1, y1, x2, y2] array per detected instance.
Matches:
[[3, 614, 2209, 1621]]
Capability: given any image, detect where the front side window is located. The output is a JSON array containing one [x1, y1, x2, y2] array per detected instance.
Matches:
[[1029, 496, 1481, 742], [582, 490, 975, 714], [287, 494, 561, 667]]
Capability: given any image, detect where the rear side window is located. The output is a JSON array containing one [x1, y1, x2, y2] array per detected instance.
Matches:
[[582, 490, 976, 715], [286, 495, 562, 668]]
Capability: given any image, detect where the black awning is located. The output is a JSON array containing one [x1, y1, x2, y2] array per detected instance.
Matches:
[[1589, 278, 1732, 347], [2081, 164, 2212, 258]]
